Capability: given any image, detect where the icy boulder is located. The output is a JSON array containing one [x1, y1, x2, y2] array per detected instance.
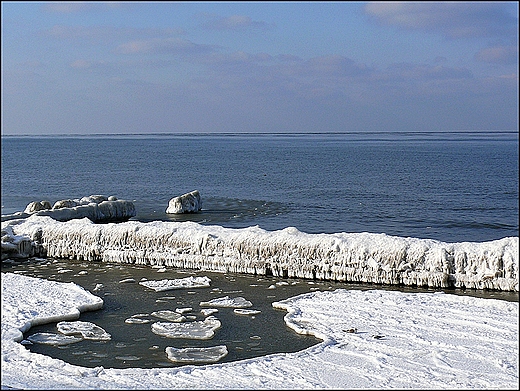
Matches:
[[166, 190, 202, 214], [2, 195, 136, 223], [24, 201, 52, 214]]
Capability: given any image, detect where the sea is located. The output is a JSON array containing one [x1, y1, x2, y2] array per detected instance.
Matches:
[[1, 131, 519, 369]]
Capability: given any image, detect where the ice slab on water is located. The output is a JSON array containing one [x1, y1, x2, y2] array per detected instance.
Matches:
[[151, 316, 221, 340], [57, 321, 111, 341], [200, 296, 253, 308], [139, 276, 211, 292], [165, 345, 228, 363], [234, 309, 261, 316], [151, 310, 186, 322], [26, 332, 83, 346]]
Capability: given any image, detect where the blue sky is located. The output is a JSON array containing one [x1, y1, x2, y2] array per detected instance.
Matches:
[[1, 1, 518, 135]]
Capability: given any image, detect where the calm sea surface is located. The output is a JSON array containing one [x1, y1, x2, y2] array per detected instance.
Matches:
[[2, 131, 518, 242], [1, 132, 519, 369]]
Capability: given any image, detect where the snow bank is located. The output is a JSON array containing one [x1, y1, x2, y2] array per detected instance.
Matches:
[[3, 215, 517, 291], [1, 272, 518, 389]]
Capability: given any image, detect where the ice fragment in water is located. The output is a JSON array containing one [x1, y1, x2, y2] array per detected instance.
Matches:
[[200, 296, 253, 308], [151, 310, 186, 322], [151, 316, 221, 340], [165, 345, 228, 363], [139, 276, 211, 292], [234, 309, 261, 316], [57, 321, 111, 340], [27, 332, 83, 346]]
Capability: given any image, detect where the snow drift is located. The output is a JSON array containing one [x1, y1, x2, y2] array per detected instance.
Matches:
[[2, 215, 518, 291]]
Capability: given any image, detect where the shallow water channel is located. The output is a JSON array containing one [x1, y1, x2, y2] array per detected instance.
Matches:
[[2, 257, 518, 369]]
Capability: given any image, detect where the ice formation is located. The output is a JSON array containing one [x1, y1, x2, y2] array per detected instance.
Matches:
[[165, 345, 228, 363], [151, 316, 221, 340], [57, 321, 111, 341], [233, 309, 261, 316], [1, 195, 135, 225], [26, 332, 83, 346], [139, 276, 211, 291], [200, 296, 253, 308], [2, 215, 518, 291], [151, 310, 186, 322], [166, 190, 202, 214]]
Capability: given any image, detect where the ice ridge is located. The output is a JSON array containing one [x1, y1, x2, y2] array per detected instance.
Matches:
[[2, 216, 518, 291]]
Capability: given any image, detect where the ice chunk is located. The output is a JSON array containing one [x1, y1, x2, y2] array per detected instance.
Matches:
[[201, 308, 219, 316], [26, 332, 83, 346], [151, 316, 221, 340], [57, 321, 111, 341], [139, 276, 211, 292], [234, 309, 261, 316], [166, 190, 202, 214], [175, 307, 192, 314], [151, 310, 186, 322], [165, 345, 228, 363], [200, 296, 253, 308]]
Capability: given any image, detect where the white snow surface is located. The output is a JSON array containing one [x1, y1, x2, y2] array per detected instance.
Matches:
[[1, 272, 518, 389], [2, 215, 518, 291]]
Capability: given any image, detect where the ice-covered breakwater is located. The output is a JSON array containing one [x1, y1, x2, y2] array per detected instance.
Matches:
[[2, 215, 518, 291]]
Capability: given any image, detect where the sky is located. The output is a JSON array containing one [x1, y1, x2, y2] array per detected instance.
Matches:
[[1, 1, 518, 135]]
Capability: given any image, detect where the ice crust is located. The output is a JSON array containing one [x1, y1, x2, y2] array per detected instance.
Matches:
[[2, 215, 518, 291]]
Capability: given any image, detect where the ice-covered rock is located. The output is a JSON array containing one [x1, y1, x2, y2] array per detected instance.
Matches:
[[165, 345, 228, 363], [2, 195, 136, 224], [24, 201, 52, 214], [166, 190, 202, 214]]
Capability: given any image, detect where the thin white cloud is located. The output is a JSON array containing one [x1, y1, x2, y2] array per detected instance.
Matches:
[[475, 45, 518, 64], [116, 37, 217, 55], [202, 14, 273, 31], [43, 25, 185, 42], [364, 2, 517, 39]]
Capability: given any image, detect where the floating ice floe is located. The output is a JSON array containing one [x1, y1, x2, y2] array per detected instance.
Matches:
[[125, 314, 152, 324], [151, 316, 221, 340], [233, 309, 261, 316], [200, 308, 218, 316], [165, 345, 228, 363], [200, 296, 253, 308], [139, 276, 211, 292], [57, 321, 111, 341], [151, 310, 186, 322], [3, 215, 517, 291], [26, 332, 83, 346]]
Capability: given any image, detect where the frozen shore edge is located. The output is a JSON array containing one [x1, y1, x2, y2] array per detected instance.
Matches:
[[2, 215, 518, 292]]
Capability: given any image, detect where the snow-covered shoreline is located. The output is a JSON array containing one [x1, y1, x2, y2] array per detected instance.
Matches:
[[1, 272, 518, 389], [2, 215, 518, 291]]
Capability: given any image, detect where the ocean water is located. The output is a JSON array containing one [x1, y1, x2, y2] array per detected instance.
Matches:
[[1, 131, 518, 242], [2, 131, 519, 369]]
